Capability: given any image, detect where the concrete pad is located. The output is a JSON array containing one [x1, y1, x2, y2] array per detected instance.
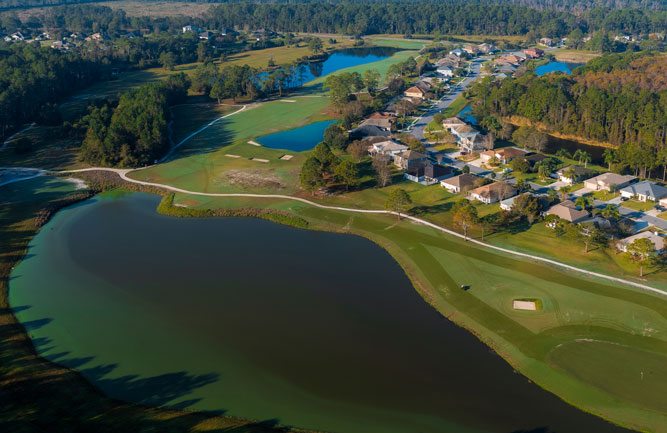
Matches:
[[251, 158, 269, 163], [280, 155, 294, 161]]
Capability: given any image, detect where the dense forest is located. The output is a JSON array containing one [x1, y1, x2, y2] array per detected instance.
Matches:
[[2, 0, 667, 12], [469, 52, 667, 178], [0, 43, 105, 137], [80, 75, 189, 167], [201, 3, 667, 37], [2, 1, 667, 37]]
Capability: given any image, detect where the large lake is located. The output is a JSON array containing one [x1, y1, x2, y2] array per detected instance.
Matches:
[[10, 193, 632, 433]]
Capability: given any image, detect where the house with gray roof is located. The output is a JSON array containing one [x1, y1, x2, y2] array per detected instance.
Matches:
[[619, 181, 667, 202], [617, 230, 665, 253]]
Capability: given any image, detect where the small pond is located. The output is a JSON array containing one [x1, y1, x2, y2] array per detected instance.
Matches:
[[9, 192, 633, 433], [261, 46, 402, 87], [458, 106, 477, 124], [536, 61, 572, 76], [257, 119, 337, 151]]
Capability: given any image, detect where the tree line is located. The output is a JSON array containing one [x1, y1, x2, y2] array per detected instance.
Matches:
[[468, 52, 667, 178], [202, 2, 667, 38], [79, 74, 189, 167], [0, 43, 105, 138]]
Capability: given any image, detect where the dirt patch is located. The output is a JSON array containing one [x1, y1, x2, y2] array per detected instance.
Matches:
[[219, 169, 287, 190]]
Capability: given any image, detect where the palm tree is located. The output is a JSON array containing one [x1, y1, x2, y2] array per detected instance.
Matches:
[[603, 148, 616, 170], [580, 151, 592, 168], [572, 149, 584, 164], [601, 204, 621, 220], [556, 148, 572, 160], [559, 185, 572, 200], [575, 195, 592, 210]]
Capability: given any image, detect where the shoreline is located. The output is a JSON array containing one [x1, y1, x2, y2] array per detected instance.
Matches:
[[7, 171, 665, 432]]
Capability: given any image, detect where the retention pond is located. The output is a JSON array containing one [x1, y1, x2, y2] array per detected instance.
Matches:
[[10, 192, 633, 433]]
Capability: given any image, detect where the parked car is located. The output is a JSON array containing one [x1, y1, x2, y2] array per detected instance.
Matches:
[[620, 196, 629, 201], [655, 205, 666, 212]]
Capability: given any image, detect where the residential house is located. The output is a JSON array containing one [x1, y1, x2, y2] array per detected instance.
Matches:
[[480, 147, 528, 164], [4, 32, 24, 42], [394, 150, 427, 171], [500, 195, 521, 211], [524, 48, 544, 58], [359, 117, 392, 130], [199, 31, 211, 40], [460, 132, 494, 153], [496, 64, 517, 75], [584, 173, 637, 192], [182, 25, 200, 33], [50, 40, 70, 50], [555, 166, 595, 184], [441, 173, 479, 193], [368, 111, 397, 122], [619, 181, 667, 202], [617, 230, 665, 252], [450, 48, 464, 56], [220, 28, 238, 36], [478, 43, 496, 54], [545, 200, 590, 223], [468, 181, 518, 204], [85, 32, 108, 42], [436, 55, 462, 68], [539, 37, 554, 46], [349, 125, 391, 140], [405, 163, 454, 185], [369, 140, 408, 160], [437, 65, 454, 77], [404, 85, 426, 99], [462, 45, 479, 56], [442, 117, 467, 130]]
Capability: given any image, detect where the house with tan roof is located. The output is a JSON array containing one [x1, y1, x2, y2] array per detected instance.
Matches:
[[369, 140, 409, 159], [404, 86, 426, 99], [442, 117, 467, 130], [584, 173, 637, 192], [468, 181, 518, 204], [617, 230, 665, 252], [359, 117, 392, 130], [440, 173, 479, 193], [394, 150, 427, 170], [480, 147, 528, 164], [545, 200, 590, 223]]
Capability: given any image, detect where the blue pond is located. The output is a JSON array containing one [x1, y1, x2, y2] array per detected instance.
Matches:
[[257, 120, 338, 152], [458, 106, 477, 125], [536, 61, 572, 76], [260, 46, 401, 87]]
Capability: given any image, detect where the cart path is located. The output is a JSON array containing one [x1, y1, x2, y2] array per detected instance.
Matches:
[[54, 166, 667, 298], [160, 105, 247, 163]]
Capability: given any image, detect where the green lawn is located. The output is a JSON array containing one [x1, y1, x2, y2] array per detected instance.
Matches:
[[129, 95, 332, 194], [621, 199, 657, 212], [170, 103, 239, 145], [591, 189, 619, 201]]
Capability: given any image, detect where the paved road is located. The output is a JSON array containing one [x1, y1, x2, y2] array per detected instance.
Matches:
[[410, 58, 485, 141]]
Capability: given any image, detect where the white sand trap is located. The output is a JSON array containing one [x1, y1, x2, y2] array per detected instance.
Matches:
[[280, 99, 297, 103], [65, 177, 88, 190], [251, 158, 269, 163], [513, 300, 537, 311], [225, 154, 241, 158], [280, 155, 294, 160], [247, 140, 261, 146]]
